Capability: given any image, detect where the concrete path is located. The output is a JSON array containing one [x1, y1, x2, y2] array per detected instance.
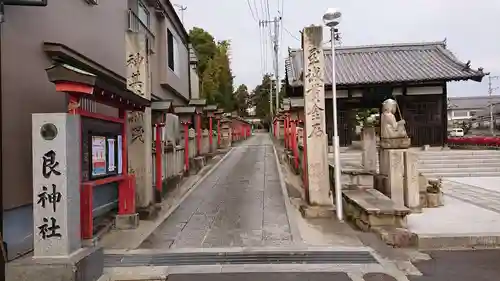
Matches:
[[140, 133, 293, 249]]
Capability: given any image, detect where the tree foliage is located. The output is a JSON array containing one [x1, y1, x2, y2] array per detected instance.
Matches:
[[234, 84, 250, 117], [189, 27, 240, 113], [251, 74, 274, 123]]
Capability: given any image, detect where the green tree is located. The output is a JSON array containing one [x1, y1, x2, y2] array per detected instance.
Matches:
[[234, 84, 250, 117], [252, 74, 275, 124], [189, 28, 235, 112]]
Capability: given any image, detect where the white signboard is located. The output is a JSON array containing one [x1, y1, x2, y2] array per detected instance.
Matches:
[[92, 136, 106, 176]]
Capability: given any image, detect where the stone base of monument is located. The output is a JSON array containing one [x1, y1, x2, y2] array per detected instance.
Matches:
[[425, 192, 444, 208], [7, 247, 104, 281], [193, 156, 206, 172], [137, 203, 160, 220], [379, 137, 411, 149], [372, 226, 418, 248], [115, 213, 140, 230], [299, 204, 335, 218]]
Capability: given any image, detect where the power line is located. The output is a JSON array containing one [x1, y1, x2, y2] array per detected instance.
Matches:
[[283, 26, 300, 41], [246, 0, 258, 22]]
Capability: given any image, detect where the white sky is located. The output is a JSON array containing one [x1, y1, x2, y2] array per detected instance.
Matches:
[[172, 0, 500, 97]]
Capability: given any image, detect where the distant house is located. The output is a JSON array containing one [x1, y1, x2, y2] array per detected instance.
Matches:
[[448, 96, 500, 128]]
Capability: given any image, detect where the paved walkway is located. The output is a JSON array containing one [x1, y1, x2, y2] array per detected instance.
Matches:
[[407, 177, 500, 242], [140, 133, 293, 249]]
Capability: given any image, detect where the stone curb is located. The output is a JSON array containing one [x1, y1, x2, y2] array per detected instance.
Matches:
[[415, 233, 500, 250]]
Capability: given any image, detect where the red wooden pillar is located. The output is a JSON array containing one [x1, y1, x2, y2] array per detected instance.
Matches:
[[291, 120, 299, 171], [209, 116, 213, 151], [284, 117, 289, 149], [288, 117, 292, 147], [196, 113, 202, 156], [118, 109, 135, 215], [217, 118, 221, 147], [181, 121, 190, 171]]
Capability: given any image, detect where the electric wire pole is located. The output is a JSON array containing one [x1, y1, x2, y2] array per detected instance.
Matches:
[[488, 75, 499, 136], [173, 4, 187, 24], [260, 16, 281, 119], [273, 16, 280, 115]]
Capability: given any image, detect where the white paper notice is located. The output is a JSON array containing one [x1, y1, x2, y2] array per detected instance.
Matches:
[[107, 138, 116, 172], [117, 135, 123, 174]]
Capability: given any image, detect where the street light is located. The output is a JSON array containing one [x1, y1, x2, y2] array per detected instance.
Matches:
[[323, 8, 343, 221]]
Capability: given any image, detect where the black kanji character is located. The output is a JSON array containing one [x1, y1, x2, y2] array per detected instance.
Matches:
[[37, 184, 62, 212], [38, 217, 62, 239], [42, 150, 61, 179]]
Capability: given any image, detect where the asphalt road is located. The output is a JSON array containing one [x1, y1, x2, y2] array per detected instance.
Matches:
[[409, 249, 500, 281], [166, 272, 397, 281]]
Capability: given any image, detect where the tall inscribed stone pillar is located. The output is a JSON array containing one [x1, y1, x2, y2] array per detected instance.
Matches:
[[126, 32, 153, 211], [302, 26, 331, 206]]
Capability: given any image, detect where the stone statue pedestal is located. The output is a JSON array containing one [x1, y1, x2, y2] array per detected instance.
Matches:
[[403, 151, 421, 212], [377, 138, 420, 211], [380, 137, 411, 149], [379, 148, 406, 207]]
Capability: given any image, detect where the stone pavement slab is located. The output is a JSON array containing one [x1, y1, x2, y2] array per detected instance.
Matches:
[[407, 177, 500, 249], [140, 134, 292, 249]]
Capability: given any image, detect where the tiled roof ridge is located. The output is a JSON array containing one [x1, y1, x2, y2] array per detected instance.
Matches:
[[289, 40, 447, 53]]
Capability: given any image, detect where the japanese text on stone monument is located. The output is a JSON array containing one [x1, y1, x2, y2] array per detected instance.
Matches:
[[37, 150, 63, 240]]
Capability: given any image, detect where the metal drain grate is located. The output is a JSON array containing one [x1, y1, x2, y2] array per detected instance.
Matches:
[[105, 250, 378, 267]]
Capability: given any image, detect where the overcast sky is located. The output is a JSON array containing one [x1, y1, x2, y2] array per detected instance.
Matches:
[[172, 0, 500, 97]]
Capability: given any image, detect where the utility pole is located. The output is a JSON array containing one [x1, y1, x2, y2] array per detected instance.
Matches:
[[173, 4, 187, 24], [260, 17, 281, 118], [273, 16, 280, 115], [488, 75, 499, 136]]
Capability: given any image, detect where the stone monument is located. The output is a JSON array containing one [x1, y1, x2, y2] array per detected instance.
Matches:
[[377, 99, 419, 210], [301, 25, 332, 208], [8, 113, 103, 281]]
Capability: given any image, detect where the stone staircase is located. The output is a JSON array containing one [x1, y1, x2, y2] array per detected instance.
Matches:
[[334, 149, 500, 178]]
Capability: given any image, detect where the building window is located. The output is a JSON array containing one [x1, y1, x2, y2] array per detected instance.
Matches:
[[138, 1, 150, 27], [453, 110, 469, 118], [167, 29, 181, 76]]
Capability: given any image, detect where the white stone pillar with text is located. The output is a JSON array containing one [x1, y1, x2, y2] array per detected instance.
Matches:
[[32, 113, 81, 258], [126, 32, 153, 209], [302, 26, 331, 206]]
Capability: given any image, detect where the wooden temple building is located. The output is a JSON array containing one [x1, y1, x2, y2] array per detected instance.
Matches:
[[284, 41, 486, 147]]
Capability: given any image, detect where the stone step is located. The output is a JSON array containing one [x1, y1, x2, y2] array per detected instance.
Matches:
[[340, 153, 500, 159], [419, 166, 500, 173], [422, 171, 500, 178], [418, 154, 500, 160], [419, 162, 500, 169], [341, 160, 500, 168], [419, 158, 500, 164]]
